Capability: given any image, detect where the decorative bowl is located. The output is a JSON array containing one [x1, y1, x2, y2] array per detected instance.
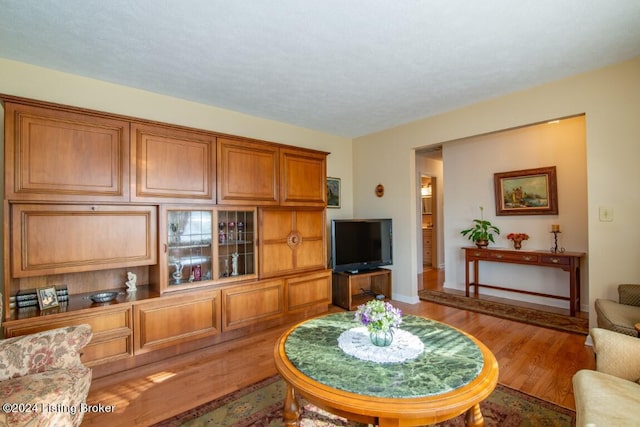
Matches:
[[90, 291, 119, 303]]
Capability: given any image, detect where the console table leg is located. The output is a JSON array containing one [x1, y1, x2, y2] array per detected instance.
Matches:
[[464, 403, 485, 427], [283, 384, 301, 426]]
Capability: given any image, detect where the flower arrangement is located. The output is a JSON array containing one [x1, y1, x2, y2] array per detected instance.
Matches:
[[354, 300, 402, 333], [506, 233, 529, 241]]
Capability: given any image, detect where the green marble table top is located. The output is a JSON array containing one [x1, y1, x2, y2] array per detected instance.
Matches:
[[284, 312, 484, 398]]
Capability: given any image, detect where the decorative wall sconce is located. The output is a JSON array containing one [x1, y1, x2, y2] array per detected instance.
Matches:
[[375, 184, 385, 198]]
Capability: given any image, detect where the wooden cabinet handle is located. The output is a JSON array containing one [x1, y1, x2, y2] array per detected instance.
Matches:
[[550, 258, 559, 263]]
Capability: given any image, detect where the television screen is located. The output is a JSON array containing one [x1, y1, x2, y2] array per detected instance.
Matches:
[[331, 219, 392, 273]]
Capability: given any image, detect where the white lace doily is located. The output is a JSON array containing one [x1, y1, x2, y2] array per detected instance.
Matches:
[[337, 327, 424, 364]]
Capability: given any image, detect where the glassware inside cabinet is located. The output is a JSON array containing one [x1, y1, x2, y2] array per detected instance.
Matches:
[[217, 209, 255, 279], [167, 209, 213, 286]]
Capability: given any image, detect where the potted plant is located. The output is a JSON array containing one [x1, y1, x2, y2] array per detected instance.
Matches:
[[460, 206, 500, 248]]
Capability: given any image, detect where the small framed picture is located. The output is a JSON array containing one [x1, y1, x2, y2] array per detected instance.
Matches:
[[327, 177, 341, 208], [37, 286, 59, 311]]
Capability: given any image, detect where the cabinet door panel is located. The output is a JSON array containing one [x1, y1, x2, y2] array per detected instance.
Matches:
[[217, 138, 279, 205], [279, 148, 326, 206], [134, 290, 221, 354], [131, 123, 215, 202], [11, 204, 157, 277], [286, 270, 331, 312], [4, 102, 130, 202], [259, 208, 326, 277], [222, 280, 284, 331]]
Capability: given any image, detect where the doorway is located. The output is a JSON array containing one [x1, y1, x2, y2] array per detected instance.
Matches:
[[417, 147, 444, 291]]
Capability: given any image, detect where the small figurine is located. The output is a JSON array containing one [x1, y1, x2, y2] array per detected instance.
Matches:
[[231, 252, 239, 276], [125, 271, 137, 293]]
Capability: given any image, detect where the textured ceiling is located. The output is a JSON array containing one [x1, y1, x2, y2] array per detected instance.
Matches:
[[1, 1, 640, 137]]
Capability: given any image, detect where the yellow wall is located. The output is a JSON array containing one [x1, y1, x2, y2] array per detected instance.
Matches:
[[354, 56, 640, 326]]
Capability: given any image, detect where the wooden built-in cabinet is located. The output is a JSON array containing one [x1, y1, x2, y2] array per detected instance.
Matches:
[[258, 208, 326, 278], [3, 304, 133, 367], [1, 95, 330, 379], [11, 204, 157, 278], [222, 279, 284, 331], [4, 102, 130, 202], [131, 123, 216, 203], [134, 289, 221, 354], [279, 147, 327, 206], [217, 137, 279, 205], [286, 270, 332, 313]]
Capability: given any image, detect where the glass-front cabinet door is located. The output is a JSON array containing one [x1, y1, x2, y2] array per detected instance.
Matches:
[[159, 206, 257, 293], [216, 208, 256, 280]]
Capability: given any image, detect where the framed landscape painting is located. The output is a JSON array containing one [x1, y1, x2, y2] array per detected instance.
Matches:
[[327, 177, 341, 208], [494, 166, 558, 216]]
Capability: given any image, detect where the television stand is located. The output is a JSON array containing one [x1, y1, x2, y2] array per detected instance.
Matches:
[[331, 268, 392, 311]]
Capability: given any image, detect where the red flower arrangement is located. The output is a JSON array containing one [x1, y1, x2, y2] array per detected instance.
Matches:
[[506, 233, 529, 241]]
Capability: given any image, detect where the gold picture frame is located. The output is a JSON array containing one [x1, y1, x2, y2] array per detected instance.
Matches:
[[494, 166, 558, 216]]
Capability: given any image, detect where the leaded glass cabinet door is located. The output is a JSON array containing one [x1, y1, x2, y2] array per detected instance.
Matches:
[[164, 208, 214, 290], [215, 208, 257, 282]]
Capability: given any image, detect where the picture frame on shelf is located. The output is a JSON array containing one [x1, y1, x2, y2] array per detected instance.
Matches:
[[36, 286, 59, 310], [494, 166, 558, 216], [327, 177, 341, 208]]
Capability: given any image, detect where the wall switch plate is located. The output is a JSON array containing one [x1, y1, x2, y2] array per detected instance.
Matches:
[[599, 206, 613, 222]]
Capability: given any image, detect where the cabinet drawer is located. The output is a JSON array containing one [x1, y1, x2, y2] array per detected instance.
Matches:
[[3, 305, 133, 366], [11, 204, 157, 277], [134, 290, 221, 354], [466, 250, 489, 259], [540, 255, 571, 266], [489, 251, 539, 263]]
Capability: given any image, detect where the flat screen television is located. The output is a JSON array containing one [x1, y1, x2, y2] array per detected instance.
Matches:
[[331, 218, 393, 273]]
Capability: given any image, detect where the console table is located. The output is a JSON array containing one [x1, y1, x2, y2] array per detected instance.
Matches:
[[463, 247, 585, 316], [274, 312, 498, 426]]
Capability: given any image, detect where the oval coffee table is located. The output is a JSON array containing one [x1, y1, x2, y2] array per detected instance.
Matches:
[[274, 312, 499, 427]]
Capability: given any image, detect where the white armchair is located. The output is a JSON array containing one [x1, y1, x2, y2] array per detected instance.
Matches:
[[573, 328, 640, 426]]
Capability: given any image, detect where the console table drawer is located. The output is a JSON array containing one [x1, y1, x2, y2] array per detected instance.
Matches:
[[466, 250, 489, 259], [489, 252, 539, 263], [540, 255, 571, 266]]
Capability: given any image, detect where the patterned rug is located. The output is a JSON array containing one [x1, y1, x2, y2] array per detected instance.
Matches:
[[154, 375, 575, 426], [418, 289, 588, 335]]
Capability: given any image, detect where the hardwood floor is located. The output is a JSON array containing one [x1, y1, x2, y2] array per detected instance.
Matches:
[[83, 277, 595, 426]]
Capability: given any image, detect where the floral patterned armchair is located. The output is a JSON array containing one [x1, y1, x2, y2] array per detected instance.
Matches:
[[0, 324, 93, 427]]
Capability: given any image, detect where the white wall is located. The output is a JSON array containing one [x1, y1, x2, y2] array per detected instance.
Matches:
[[354, 56, 640, 327], [443, 116, 587, 309]]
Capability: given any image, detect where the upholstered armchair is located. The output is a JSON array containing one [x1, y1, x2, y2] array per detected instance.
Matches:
[[573, 328, 640, 426], [0, 324, 93, 427], [595, 284, 640, 336]]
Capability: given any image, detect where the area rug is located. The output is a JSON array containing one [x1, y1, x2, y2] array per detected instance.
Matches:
[[418, 289, 588, 335], [154, 375, 575, 427]]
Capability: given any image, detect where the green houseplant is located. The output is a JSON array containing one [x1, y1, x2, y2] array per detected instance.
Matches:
[[460, 206, 500, 248]]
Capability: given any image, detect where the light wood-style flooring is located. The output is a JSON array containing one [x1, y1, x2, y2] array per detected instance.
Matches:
[[83, 272, 595, 426]]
